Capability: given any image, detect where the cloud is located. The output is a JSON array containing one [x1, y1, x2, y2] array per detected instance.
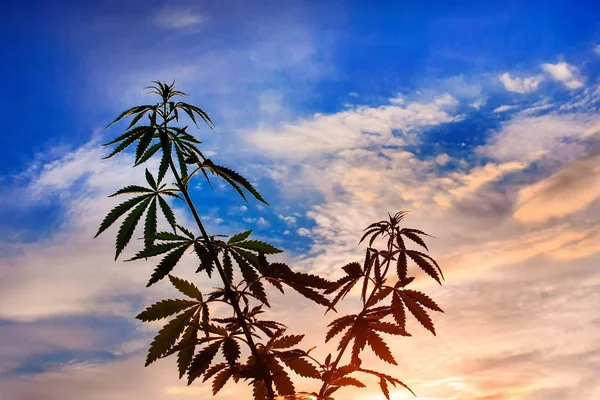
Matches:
[[477, 113, 599, 163], [154, 7, 207, 29], [248, 95, 460, 161], [514, 153, 600, 224], [595, 44, 600, 55], [493, 105, 516, 113], [499, 73, 543, 94], [541, 62, 585, 89]]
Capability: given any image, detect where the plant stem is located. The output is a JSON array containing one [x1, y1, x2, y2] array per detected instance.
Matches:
[[160, 108, 276, 400], [318, 238, 394, 398]]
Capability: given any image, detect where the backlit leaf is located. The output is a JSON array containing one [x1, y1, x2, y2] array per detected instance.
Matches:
[[136, 299, 197, 322], [169, 275, 203, 301], [115, 197, 151, 259], [145, 307, 196, 366], [148, 245, 190, 286]]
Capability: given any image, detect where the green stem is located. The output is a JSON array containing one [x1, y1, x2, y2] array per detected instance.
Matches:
[[160, 106, 276, 400]]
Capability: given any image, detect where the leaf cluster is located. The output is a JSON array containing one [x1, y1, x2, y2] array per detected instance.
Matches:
[[97, 82, 445, 400]]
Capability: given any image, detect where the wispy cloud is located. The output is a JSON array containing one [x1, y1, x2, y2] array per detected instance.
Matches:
[[154, 7, 207, 29], [493, 104, 517, 113]]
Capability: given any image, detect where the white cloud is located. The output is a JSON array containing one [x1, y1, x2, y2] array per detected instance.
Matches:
[[278, 214, 297, 225], [248, 95, 460, 161], [493, 105, 516, 113], [477, 113, 600, 163], [154, 7, 207, 29], [499, 73, 543, 93], [541, 62, 585, 89], [595, 44, 600, 55]]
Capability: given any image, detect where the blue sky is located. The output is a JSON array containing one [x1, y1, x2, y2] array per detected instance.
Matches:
[[2, 1, 600, 399]]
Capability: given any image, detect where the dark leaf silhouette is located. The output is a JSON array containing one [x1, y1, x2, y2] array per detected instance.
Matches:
[[145, 307, 197, 366], [136, 299, 197, 322], [148, 245, 190, 286], [366, 330, 397, 365], [187, 342, 221, 385], [280, 357, 321, 379], [169, 275, 204, 301], [212, 368, 233, 395]]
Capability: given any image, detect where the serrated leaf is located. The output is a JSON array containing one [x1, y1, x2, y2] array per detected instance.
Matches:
[[391, 292, 407, 331], [379, 377, 390, 400], [202, 363, 227, 383], [176, 145, 189, 180], [103, 128, 145, 159], [129, 242, 185, 261], [281, 356, 321, 379], [157, 196, 177, 232], [169, 275, 203, 301], [177, 225, 195, 239], [105, 105, 153, 129], [341, 262, 362, 277], [290, 284, 331, 308], [145, 307, 196, 366], [367, 286, 393, 307], [396, 250, 408, 281], [231, 251, 269, 306], [109, 185, 153, 197], [332, 377, 366, 387], [136, 132, 155, 164], [148, 245, 190, 287], [409, 250, 445, 281], [145, 169, 157, 190], [288, 272, 331, 290], [406, 250, 441, 284], [403, 289, 443, 312], [268, 359, 295, 396], [211, 164, 268, 205], [103, 125, 144, 146], [271, 334, 304, 349], [367, 330, 397, 365], [369, 321, 410, 336], [136, 299, 198, 322], [177, 313, 199, 378], [115, 197, 151, 260], [144, 199, 157, 249], [222, 250, 233, 284], [135, 142, 161, 166], [232, 240, 282, 254], [212, 368, 232, 395], [327, 278, 359, 312], [150, 231, 187, 241], [228, 229, 252, 244], [351, 319, 368, 365], [324, 386, 340, 398], [402, 231, 428, 251], [95, 195, 150, 238], [222, 337, 240, 366], [158, 141, 171, 184], [194, 242, 214, 277], [326, 315, 355, 342], [400, 292, 436, 335], [187, 342, 221, 385], [253, 380, 267, 400]]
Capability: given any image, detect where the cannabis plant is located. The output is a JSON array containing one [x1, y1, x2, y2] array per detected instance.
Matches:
[[96, 81, 444, 400]]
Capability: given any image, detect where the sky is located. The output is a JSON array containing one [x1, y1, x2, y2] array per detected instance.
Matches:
[[1, 0, 600, 399]]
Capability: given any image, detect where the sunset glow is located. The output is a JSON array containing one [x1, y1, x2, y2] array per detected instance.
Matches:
[[1, 1, 600, 399]]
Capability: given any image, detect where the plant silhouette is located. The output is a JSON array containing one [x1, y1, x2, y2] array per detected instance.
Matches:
[[96, 81, 444, 400]]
